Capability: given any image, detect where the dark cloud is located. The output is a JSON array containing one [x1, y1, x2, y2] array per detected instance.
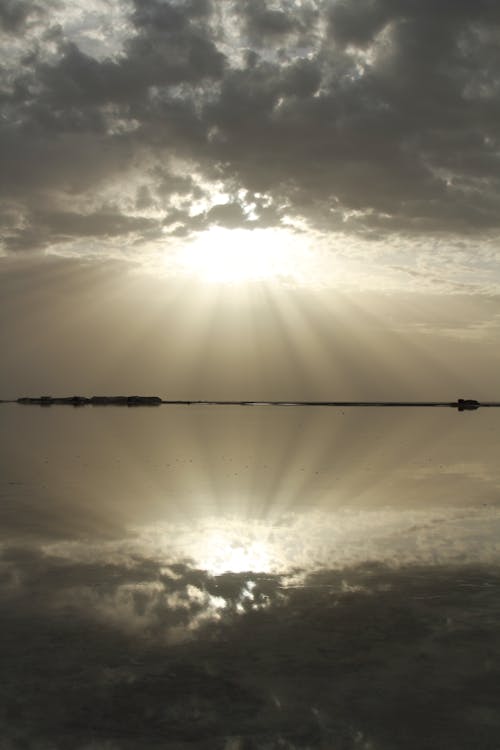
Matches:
[[243, 0, 298, 39], [0, 0, 40, 33], [205, 201, 247, 227], [2, 542, 500, 748], [132, 0, 214, 31], [3, 210, 160, 253], [241, 0, 320, 49], [2, 0, 500, 255], [328, 0, 500, 48], [328, 0, 391, 47], [37, 209, 156, 237]]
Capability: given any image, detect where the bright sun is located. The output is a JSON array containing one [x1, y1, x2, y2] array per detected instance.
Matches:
[[175, 226, 311, 284]]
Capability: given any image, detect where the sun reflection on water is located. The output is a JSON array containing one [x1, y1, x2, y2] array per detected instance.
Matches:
[[35, 506, 500, 644], [196, 528, 273, 575], [43, 505, 500, 580]]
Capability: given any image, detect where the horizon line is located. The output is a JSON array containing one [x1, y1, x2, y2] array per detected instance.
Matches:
[[2, 396, 500, 410]]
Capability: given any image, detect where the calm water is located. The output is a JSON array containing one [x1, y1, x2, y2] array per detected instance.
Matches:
[[1, 405, 500, 748]]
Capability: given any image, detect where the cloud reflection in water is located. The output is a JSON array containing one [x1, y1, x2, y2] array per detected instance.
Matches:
[[43, 504, 500, 576], [2, 535, 500, 748], [23, 504, 500, 644]]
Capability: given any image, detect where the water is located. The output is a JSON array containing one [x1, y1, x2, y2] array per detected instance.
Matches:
[[1, 406, 500, 748]]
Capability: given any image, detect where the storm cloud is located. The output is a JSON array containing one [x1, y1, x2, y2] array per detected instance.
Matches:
[[1, 0, 500, 258]]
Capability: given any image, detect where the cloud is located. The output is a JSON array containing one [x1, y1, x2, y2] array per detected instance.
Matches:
[[1, 0, 500, 290], [0, 1, 30, 32], [241, 0, 305, 41]]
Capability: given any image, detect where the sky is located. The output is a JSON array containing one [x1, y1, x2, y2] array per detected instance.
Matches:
[[1, 0, 500, 398], [2, 3, 500, 748]]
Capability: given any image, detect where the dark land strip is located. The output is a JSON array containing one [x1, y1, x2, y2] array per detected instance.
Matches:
[[1, 396, 499, 410]]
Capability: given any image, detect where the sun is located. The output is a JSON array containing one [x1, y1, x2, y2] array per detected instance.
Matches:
[[175, 226, 311, 284]]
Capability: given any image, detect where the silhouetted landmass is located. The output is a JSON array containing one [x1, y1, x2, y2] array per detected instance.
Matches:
[[16, 396, 163, 407]]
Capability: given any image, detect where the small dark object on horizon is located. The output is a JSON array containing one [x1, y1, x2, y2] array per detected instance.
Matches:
[[457, 399, 480, 411]]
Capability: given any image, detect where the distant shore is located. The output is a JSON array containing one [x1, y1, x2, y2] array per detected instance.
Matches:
[[14, 396, 163, 407], [1, 396, 498, 410]]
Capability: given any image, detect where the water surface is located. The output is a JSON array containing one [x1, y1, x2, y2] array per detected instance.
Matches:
[[1, 406, 500, 748]]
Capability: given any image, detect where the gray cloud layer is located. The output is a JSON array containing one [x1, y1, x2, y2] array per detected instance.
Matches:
[[1, 0, 500, 256]]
